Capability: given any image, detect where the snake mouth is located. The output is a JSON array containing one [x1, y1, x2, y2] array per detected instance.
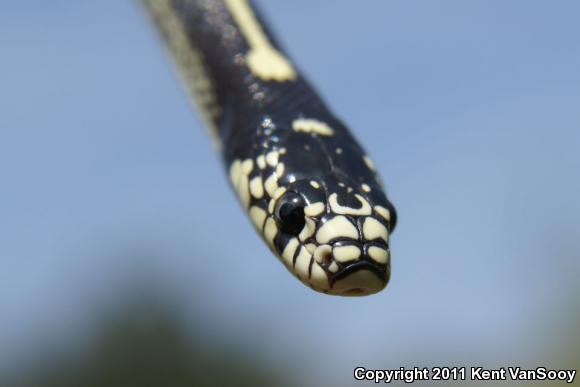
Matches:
[[329, 260, 388, 296]]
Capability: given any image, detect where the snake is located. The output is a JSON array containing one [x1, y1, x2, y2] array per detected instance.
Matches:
[[142, 0, 397, 296]]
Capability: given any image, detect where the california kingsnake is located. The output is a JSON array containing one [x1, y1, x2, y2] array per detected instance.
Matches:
[[143, 0, 397, 296]]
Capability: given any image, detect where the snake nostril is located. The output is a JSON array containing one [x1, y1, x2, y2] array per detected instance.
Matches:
[[313, 244, 333, 265], [321, 251, 333, 265]]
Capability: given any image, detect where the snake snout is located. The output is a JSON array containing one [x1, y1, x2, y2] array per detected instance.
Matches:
[[330, 260, 388, 296]]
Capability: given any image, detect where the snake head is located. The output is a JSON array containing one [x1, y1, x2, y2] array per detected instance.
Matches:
[[227, 113, 396, 296], [269, 178, 395, 296], [228, 123, 396, 295]]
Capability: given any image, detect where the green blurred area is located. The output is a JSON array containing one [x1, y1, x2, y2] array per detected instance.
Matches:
[[1, 297, 294, 387], [1, 294, 578, 387]]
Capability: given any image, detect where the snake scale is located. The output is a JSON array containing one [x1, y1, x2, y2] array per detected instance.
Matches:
[[143, 0, 397, 296]]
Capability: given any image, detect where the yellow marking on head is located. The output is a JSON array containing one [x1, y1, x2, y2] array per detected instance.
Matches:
[[264, 173, 278, 197], [275, 162, 285, 176], [229, 160, 242, 188], [230, 158, 256, 207], [310, 263, 329, 291], [328, 193, 372, 216], [368, 246, 389, 264], [361, 184, 371, 193], [249, 176, 264, 198], [268, 198, 276, 214], [292, 118, 334, 136], [294, 246, 311, 280], [266, 150, 279, 166], [328, 261, 339, 273], [241, 159, 253, 174], [267, 185, 286, 214], [249, 206, 267, 230], [363, 155, 376, 171], [374, 206, 391, 221], [237, 173, 251, 208], [304, 202, 325, 217], [305, 243, 317, 254], [310, 181, 320, 189], [273, 186, 287, 200], [224, 0, 296, 81], [316, 216, 358, 244], [362, 217, 388, 242], [281, 237, 299, 267], [264, 217, 278, 248], [257, 155, 266, 169], [332, 245, 361, 263], [298, 217, 316, 242]]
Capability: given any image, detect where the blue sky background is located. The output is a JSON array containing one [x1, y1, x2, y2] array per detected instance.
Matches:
[[1, 1, 579, 385]]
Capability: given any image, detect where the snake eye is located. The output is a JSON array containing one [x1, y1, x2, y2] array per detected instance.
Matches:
[[274, 192, 306, 235]]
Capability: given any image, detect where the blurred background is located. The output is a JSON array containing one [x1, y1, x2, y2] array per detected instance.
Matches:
[[1, 1, 579, 386]]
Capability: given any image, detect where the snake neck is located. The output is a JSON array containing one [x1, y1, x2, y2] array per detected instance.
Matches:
[[145, 0, 330, 145]]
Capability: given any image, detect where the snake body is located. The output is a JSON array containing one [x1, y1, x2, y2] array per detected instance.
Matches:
[[144, 0, 397, 296]]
